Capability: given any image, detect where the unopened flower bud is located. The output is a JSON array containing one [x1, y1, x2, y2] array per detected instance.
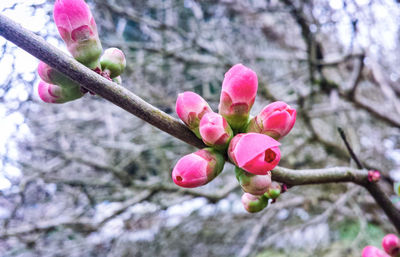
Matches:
[[247, 101, 296, 140], [228, 133, 281, 175], [264, 181, 281, 199], [38, 81, 83, 104], [54, 0, 103, 68], [368, 170, 381, 182], [235, 167, 271, 195], [219, 64, 258, 131], [38, 61, 81, 89], [176, 91, 212, 138], [241, 193, 268, 213], [100, 48, 126, 79], [382, 234, 400, 256], [199, 112, 233, 151], [172, 148, 225, 188], [362, 246, 390, 257]]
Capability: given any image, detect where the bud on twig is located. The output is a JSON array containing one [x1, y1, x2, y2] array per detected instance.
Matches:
[[54, 0, 103, 69], [100, 48, 126, 79], [176, 91, 212, 138], [199, 112, 233, 151], [382, 234, 400, 257], [38, 81, 83, 103], [264, 181, 281, 199], [219, 64, 257, 132], [235, 167, 271, 195], [241, 193, 269, 213], [228, 133, 281, 175], [368, 170, 381, 182], [246, 101, 296, 140], [172, 148, 225, 188], [362, 246, 390, 257]]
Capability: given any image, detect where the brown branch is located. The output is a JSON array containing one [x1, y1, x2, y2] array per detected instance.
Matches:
[[0, 13, 399, 233], [0, 14, 205, 150]]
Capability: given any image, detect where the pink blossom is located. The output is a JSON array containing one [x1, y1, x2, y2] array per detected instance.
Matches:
[[199, 112, 233, 150], [54, 0, 102, 68], [362, 246, 390, 257], [241, 193, 268, 213], [247, 101, 296, 140], [219, 64, 258, 130], [228, 133, 281, 175], [172, 148, 225, 188], [382, 234, 400, 256], [176, 92, 212, 137], [236, 167, 271, 195]]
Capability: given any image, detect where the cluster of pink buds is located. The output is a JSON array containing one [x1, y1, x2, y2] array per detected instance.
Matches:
[[173, 63, 297, 212], [362, 234, 400, 257], [37, 0, 126, 104]]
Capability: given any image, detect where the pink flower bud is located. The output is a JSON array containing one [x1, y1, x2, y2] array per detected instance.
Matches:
[[54, 0, 102, 68], [38, 81, 62, 103], [247, 101, 296, 140], [362, 246, 390, 257], [382, 234, 400, 256], [241, 193, 268, 213], [368, 170, 381, 182], [264, 181, 281, 199], [38, 61, 82, 89], [176, 92, 212, 138], [100, 48, 126, 79], [38, 81, 84, 104], [172, 148, 225, 188], [199, 112, 233, 151], [37, 61, 53, 84], [228, 133, 281, 175], [235, 167, 271, 195], [219, 64, 258, 131]]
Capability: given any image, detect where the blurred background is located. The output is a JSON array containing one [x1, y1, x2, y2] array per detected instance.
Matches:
[[0, 0, 400, 256]]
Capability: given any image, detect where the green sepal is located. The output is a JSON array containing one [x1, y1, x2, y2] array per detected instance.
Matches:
[[247, 195, 269, 213], [71, 38, 102, 69]]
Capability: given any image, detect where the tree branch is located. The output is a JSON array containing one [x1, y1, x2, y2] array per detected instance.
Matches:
[[0, 14, 205, 149]]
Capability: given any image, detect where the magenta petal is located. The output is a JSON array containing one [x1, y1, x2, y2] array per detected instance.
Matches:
[[222, 64, 258, 103], [234, 133, 280, 168], [263, 110, 291, 136], [199, 112, 229, 145], [54, 0, 92, 30], [172, 153, 208, 188], [362, 246, 390, 257], [176, 92, 211, 126], [241, 147, 281, 175], [382, 234, 400, 256], [38, 81, 59, 103]]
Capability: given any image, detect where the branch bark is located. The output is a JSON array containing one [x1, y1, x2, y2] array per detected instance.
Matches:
[[0, 13, 399, 233]]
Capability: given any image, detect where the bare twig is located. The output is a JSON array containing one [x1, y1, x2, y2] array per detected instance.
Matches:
[[337, 127, 363, 169]]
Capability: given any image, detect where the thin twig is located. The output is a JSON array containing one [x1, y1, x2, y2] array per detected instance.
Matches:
[[337, 127, 363, 169]]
